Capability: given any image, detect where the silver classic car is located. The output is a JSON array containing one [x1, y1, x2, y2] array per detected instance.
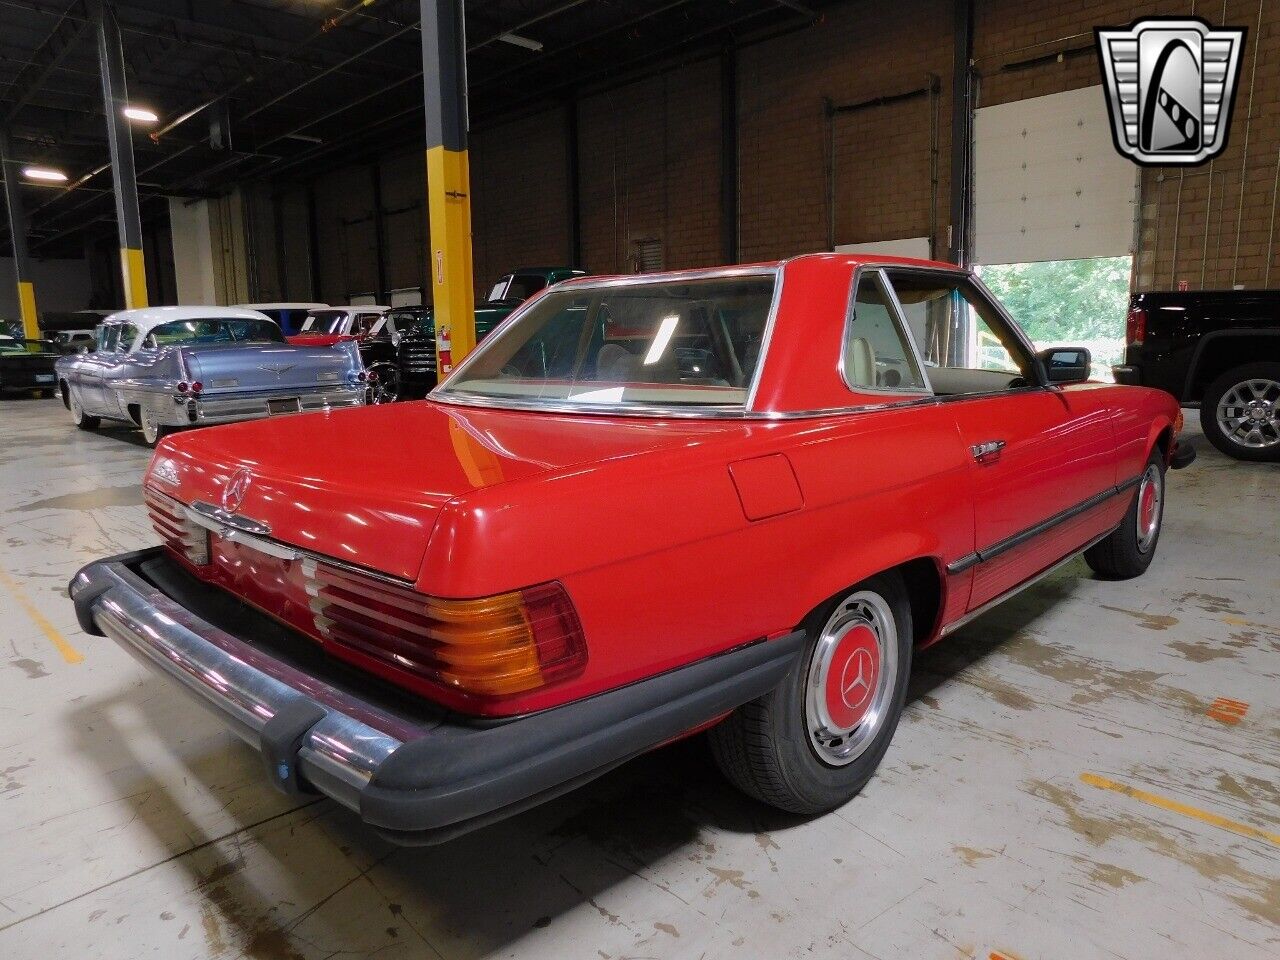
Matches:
[[55, 306, 370, 445]]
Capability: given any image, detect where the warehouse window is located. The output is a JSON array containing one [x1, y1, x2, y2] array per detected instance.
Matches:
[[977, 256, 1131, 382]]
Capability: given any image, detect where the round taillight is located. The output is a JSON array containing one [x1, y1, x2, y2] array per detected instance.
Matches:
[[367, 370, 379, 383], [191, 381, 204, 393], [356, 371, 368, 382], [176, 381, 189, 393]]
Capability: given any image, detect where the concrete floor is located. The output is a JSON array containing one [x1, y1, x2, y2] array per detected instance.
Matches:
[[0, 396, 1276, 960]]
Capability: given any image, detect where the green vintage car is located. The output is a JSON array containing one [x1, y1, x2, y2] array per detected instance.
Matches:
[[0, 334, 60, 396], [395, 267, 586, 397]]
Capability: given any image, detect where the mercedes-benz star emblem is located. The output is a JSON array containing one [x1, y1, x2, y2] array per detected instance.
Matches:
[[222, 467, 253, 513], [839, 648, 875, 710]]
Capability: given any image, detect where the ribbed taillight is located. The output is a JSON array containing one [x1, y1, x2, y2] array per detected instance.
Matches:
[[303, 560, 587, 699], [1126, 305, 1147, 346], [144, 487, 210, 565]]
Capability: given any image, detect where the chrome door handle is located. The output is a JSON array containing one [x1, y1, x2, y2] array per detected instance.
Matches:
[[971, 440, 1006, 463]]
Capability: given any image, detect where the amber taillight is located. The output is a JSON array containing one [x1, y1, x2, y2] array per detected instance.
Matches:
[[144, 487, 210, 565], [1125, 305, 1147, 347], [303, 560, 588, 698]]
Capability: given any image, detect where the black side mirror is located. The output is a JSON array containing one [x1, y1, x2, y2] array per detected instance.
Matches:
[[1037, 346, 1092, 384]]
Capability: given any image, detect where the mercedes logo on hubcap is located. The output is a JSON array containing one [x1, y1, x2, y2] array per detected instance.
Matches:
[[839, 647, 875, 710]]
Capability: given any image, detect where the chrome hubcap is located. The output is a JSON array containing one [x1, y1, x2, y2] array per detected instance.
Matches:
[[1136, 463, 1162, 553], [804, 590, 898, 767], [1217, 378, 1280, 448], [142, 410, 158, 443], [371, 366, 399, 404]]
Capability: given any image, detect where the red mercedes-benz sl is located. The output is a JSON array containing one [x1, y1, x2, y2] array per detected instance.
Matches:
[[70, 253, 1193, 844]]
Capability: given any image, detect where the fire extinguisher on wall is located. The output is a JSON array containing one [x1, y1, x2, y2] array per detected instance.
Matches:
[[437, 324, 453, 374]]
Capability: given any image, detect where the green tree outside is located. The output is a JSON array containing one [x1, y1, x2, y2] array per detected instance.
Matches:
[[978, 256, 1131, 373]]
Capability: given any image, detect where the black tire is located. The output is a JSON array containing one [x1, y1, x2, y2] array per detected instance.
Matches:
[[709, 572, 912, 814], [1084, 449, 1165, 579], [1199, 362, 1280, 462]]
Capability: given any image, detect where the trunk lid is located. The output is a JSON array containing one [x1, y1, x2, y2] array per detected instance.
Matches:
[[147, 400, 741, 582], [181, 342, 359, 395]]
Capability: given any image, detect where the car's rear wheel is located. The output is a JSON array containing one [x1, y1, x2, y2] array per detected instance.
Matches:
[[140, 407, 171, 447], [369, 363, 399, 404], [67, 385, 99, 431], [709, 572, 912, 814], [1200, 362, 1280, 462], [1084, 449, 1165, 579]]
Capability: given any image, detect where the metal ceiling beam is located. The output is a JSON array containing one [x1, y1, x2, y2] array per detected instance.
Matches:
[[2, 0, 91, 123]]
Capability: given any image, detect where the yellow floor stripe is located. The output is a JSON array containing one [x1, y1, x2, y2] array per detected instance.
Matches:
[[0, 568, 84, 664], [1080, 772, 1280, 847]]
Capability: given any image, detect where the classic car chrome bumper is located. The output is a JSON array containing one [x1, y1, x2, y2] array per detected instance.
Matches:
[[70, 548, 803, 844], [165, 384, 368, 427]]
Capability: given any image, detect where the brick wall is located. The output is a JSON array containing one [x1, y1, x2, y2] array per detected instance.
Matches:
[[739, 0, 953, 261], [578, 59, 724, 275], [248, 0, 1280, 302]]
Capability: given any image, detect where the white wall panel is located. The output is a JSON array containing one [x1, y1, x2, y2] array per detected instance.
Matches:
[[835, 236, 932, 259], [974, 85, 1136, 265]]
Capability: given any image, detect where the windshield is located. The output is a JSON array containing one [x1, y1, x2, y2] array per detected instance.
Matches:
[[0, 336, 55, 354], [440, 274, 776, 409], [144, 318, 286, 348], [300, 309, 348, 334], [389, 309, 433, 334], [502, 274, 548, 302]]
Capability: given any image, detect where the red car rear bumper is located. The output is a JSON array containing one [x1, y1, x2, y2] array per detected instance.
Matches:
[[70, 548, 804, 844]]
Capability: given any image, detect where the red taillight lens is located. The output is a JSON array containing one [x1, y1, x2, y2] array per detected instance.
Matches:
[[190, 381, 204, 394], [1126, 306, 1147, 346], [356, 371, 369, 382], [176, 380, 189, 393], [305, 562, 587, 699], [144, 487, 210, 565]]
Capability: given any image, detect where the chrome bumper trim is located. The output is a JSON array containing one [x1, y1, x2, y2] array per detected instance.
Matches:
[[69, 554, 403, 811]]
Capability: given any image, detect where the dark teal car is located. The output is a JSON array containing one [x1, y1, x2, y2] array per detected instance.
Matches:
[[395, 267, 586, 397]]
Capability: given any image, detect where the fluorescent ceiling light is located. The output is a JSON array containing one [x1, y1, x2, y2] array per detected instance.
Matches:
[[123, 105, 159, 123], [22, 166, 67, 182], [285, 133, 324, 143], [644, 315, 680, 365], [498, 32, 543, 52]]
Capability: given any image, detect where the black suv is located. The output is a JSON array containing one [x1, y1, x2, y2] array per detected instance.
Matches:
[[1115, 290, 1280, 462]]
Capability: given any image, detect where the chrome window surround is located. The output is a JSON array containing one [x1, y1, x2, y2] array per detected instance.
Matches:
[[429, 260, 1053, 421], [837, 267, 932, 398], [436, 264, 785, 418]]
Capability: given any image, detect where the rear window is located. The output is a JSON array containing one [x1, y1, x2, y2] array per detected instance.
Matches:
[[144, 318, 286, 348], [300, 310, 348, 334], [439, 274, 776, 410]]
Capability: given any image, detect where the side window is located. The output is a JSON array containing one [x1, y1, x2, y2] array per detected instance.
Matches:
[[100, 325, 120, 353], [884, 272, 1036, 396], [117, 324, 138, 352], [843, 272, 927, 392]]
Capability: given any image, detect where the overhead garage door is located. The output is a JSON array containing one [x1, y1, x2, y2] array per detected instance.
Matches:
[[974, 85, 1137, 265]]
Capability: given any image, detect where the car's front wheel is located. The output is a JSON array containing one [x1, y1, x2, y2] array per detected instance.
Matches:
[[66, 384, 100, 431], [709, 572, 912, 814], [1200, 362, 1280, 462], [1084, 449, 1165, 579]]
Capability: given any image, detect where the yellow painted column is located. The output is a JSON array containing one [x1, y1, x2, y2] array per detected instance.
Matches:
[[421, 0, 476, 376], [426, 145, 475, 369], [17, 281, 39, 341], [120, 247, 148, 309]]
